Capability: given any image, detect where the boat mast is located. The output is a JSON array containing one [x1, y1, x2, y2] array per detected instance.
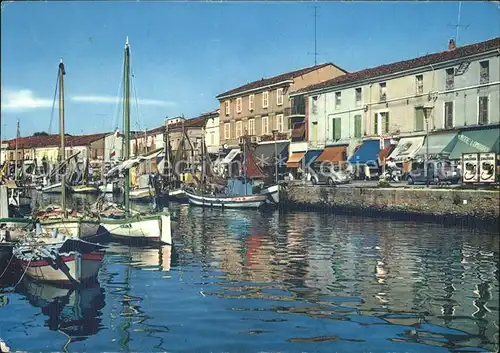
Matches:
[[123, 37, 131, 216], [15, 119, 19, 180], [243, 136, 247, 195], [59, 58, 67, 216]]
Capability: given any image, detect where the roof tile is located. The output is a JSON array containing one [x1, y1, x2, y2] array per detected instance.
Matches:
[[295, 37, 500, 94], [216, 63, 340, 99]]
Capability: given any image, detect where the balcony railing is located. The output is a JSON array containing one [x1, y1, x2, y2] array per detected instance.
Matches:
[[284, 105, 306, 117]]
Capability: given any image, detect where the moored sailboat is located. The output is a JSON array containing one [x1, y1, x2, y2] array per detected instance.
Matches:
[[36, 59, 101, 242], [13, 237, 106, 285], [99, 37, 171, 245]]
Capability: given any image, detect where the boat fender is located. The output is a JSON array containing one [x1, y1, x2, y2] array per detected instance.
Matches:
[[35, 223, 42, 235], [52, 229, 58, 238]]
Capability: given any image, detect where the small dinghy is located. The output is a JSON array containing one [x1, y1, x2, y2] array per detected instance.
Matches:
[[14, 237, 106, 286]]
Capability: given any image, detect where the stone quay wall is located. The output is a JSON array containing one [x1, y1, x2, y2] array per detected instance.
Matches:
[[280, 185, 500, 230]]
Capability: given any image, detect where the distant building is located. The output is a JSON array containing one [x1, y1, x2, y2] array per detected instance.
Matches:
[[289, 37, 500, 172], [216, 63, 347, 149], [3, 133, 108, 163], [204, 110, 220, 155]]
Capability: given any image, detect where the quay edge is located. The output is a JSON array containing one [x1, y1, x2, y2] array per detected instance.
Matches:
[[279, 185, 500, 231]]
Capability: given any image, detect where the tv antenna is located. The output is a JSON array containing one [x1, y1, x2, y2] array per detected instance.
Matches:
[[307, 6, 321, 65], [447, 1, 469, 45]]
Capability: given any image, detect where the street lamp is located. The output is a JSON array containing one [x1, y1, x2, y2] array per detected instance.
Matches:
[[423, 105, 433, 188], [272, 129, 279, 184]]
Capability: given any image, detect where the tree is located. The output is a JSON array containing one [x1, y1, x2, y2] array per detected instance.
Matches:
[[32, 131, 49, 136]]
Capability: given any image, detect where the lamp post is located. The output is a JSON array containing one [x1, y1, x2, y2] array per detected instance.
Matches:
[[423, 105, 433, 188], [272, 129, 278, 184]]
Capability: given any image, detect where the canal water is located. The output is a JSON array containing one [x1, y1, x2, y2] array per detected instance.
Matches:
[[0, 193, 498, 352]]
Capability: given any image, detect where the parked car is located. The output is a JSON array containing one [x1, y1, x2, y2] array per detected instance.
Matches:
[[310, 164, 352, 185], [406, 160, 461, 185]]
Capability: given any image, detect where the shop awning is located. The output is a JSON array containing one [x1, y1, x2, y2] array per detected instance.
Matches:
[[315, 145, 347, 163], [387, 136, 425, 163], [449, 127, 500, 160], [378, 144, 395, 165], [221, 149, 241, 164], [291, 123, 306, 138], [414, 132, 458, 160], [287, 151, 306, 168], [348, 140, 380, 165], [303, 150, 322, 166], [253, 142, 289, 167]]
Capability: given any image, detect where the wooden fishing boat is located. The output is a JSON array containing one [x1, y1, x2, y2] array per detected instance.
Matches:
[[41, 181, 64, 194], [185, 191, 267, 208], [13, 238, 106, 286], [99, 181, 121, 194], [72, 184, 99, 194], [98, 37, 172, 245], [35, 59, 101, 242]]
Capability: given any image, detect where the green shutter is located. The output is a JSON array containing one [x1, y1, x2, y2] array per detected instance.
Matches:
[[374, 114, 378, 135], [384, 112, 390, 133], [333, 118, 342, 140], [354, 115, 362, 138], [415, 108, 424, 131]]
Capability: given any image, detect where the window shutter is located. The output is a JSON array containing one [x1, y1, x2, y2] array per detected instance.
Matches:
[[374, 114, 378, 135], [354, 115, 361, 138], [384, 112, 390, 133], [333, 118, 342, 140]]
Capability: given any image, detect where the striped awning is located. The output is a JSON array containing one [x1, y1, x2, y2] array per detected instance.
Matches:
[[287, 152, 306, 168]]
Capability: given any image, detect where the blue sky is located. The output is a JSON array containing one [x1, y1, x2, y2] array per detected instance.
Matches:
[[1, 1, 499, 139]]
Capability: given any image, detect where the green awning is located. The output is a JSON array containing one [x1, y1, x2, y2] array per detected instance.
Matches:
[[449, 127, 500, 160], [414, 132, 458, 160]]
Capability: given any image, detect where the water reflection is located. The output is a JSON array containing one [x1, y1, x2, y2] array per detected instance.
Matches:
[[1, 196, 498, 352], [174, 207, 499, 352], [16, 278, 105, 348]]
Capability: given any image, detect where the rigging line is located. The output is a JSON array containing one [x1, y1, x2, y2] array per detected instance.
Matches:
[[48, 71, 60, 134], [112, 53, 126, 134], [128, 45, 144, 132]]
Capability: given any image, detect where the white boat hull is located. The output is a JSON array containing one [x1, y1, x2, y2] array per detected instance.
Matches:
[[100, 214, 171, 244], [41, 182, 67, 194], [186, 192, 266, 209], [72, 185, 99, 194], [99, 183, 121, 194], [14, 239, 106, 285], [129, 187, 155, 202], [260, 184, 280, 204], [38, 220, 100, 242]]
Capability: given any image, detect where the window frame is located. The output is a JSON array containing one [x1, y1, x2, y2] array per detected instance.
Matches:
[[355, 88, 362, 107], [335, 92, 341, 109], [225, 101, 230, 116], [236, 97, 242, 113], [262, 91, 269, 109], [262, 116, 269, 135], [248, 118, 255, 135], [443, 101, 454, 129], [249, 94, 255, 111], [379, 82, 387, 102], [235, 120, 243, 138], [478, 95, 489, 125], [224, 122, 231, 140], [276, 88, 284, 106], [479, 61, 489, 85], [416, 74, 424, 95], [276, 114, 284, 133], [445, 68, 455, 90]]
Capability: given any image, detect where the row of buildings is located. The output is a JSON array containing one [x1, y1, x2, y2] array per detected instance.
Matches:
[[2, 37, 499, 176]]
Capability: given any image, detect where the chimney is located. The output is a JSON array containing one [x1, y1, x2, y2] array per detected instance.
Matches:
[[448, 38, 456, 51]]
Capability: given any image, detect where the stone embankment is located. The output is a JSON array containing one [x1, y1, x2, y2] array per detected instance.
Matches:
[[280, 185, 500, 230]]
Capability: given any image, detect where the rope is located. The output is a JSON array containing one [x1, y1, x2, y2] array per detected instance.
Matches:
[[48, 71, 60, 134], [112, 54, 125, 134], [0, 253, 15, 278], [13, 257, 32, 289]]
